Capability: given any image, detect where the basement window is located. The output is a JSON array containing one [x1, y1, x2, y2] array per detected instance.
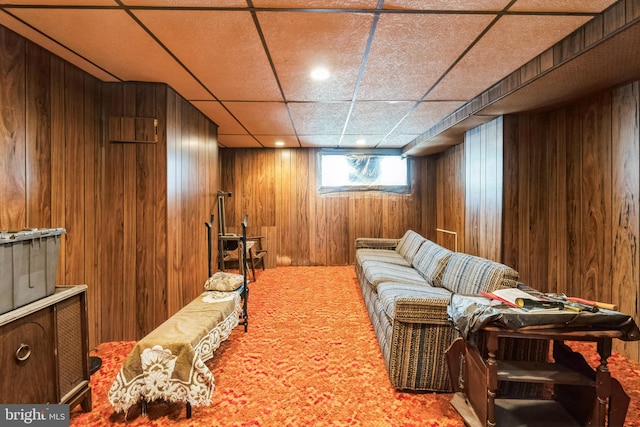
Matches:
[[318, 150, 410, 194]]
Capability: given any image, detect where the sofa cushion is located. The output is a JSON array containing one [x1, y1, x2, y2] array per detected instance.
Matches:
[[356, 248, 411, 267], [411, 240, 453, 287], [394, 230, 426, 264], [360, 260, 429, 288], [377, 282, 452, 320], [440, 253, 518, 295]]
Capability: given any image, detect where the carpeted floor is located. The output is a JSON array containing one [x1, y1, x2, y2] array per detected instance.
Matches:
[[71, 266, 640, 426]]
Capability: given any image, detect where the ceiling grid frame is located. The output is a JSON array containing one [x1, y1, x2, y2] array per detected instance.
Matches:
[[0, 0, 632, 153]]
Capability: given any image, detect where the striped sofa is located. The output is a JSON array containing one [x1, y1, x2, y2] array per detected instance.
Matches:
[[355, 230, 535, 392]]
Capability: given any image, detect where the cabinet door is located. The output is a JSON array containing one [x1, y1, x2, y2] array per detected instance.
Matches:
[[0, 308, 56, 403]]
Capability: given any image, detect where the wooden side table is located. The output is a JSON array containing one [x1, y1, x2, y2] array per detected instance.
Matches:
[[446, 326, 631, 427]]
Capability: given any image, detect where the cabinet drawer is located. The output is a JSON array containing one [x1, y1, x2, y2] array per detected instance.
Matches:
[[0, 308, 56, 403]]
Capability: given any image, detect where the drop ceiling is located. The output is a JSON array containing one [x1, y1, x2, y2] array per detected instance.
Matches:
[[0, 0, 628, 153]]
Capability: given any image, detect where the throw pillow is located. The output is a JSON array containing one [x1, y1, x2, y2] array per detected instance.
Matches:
[[204, 271, 245, 292], [395, 230, 426, 263]]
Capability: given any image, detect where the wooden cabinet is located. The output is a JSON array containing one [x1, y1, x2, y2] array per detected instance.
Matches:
[[108, 116, 158, 143], [0, 285, 92, 411], [447, 327, 631, 427]]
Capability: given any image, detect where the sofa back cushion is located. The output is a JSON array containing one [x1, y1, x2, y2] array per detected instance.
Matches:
[[411, 239, 453, 286], [440, 253, 518, 295], [394, 230, 426, 264]]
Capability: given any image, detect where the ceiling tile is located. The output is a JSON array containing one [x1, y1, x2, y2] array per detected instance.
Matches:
[[0, 10, 117, 81], [134, 10, 282, 102], [257, 11, 373, 101], [4, 0, 117, 4], [1, 0, 622, 155], [123, 0, 246, 5], [358, 13, 496, 100], [480, 25, 640, 116], [253, 0, 379, 8], [382, 0, 512, 11], [426, 14, 591, 100], [288, 102, 351, 134], [393, 101, 466, 134], [191, 101, 247, 135], [6, 7, 210, 99], [340, 134, 386, 147], [224, 102, 295, 134], [345, 101, 415, 134], [218, 135, 263, 148], [299, 135, 342, 147], [255, 135, 299, 147], [379, 133, 419, 148], [509, 0, 618, 13]]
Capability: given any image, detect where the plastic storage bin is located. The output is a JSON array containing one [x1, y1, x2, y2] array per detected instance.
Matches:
[[0, 228, 66, 314]]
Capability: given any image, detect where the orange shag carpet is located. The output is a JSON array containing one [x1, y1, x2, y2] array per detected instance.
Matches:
[[71, 266, 640, 426]]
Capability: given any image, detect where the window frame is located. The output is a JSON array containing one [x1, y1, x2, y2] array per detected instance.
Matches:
[[316, 149, 412, 194]]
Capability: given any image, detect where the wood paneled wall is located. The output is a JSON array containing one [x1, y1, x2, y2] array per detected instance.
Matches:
[[435, 142, 465, 253], [0, 25, 219, 348], [98, 82, 169, 345], [4, 19, 640, 363], [219, 148, 436, 265], [465, 117, 504, 262], [165, 88, 219, 316], [503, 81, 640, 359]]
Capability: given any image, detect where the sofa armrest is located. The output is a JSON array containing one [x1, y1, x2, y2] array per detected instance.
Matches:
[[394, 297, 451, 325], [355, 237, 400, 250]]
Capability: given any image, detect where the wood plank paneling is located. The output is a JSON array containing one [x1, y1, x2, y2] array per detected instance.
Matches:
[[465, 127, 482, 256], [25, 42, 51, 228], [527, 113, 550, 290], [166, 89, 182, 317], [50, 55, 66, 284], [0, 25, 218, 347], [548, 109, 566, 294], [581, 93, 613, 303], [83, 74, 99, 349], [464, 118, 503, 261], [611, 82, 640, 360], [485, 118, 502, 261], [164, 90, 218, 315], [420, 155, 438, 242], [0, 28, 26, 229], [436, 143, 464, 252], [63, 65, 86, 289], [220, 148, 430, 266], [502, 81, 640, 360], [4, 20, 640, 366], [100, 84, 127, 342], [502, 115, 520, 271]]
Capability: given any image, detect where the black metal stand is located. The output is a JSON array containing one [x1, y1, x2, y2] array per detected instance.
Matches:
[[205, 212, 249, 333]]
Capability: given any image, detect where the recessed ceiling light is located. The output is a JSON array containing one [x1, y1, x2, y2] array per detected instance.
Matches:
[[310, 67, 330, 81], [275, 141, 285, 147], [356, 138, 366, 145]]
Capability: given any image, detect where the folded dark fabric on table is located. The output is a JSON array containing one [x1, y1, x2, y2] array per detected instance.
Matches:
[[448, 294, 640, 341]]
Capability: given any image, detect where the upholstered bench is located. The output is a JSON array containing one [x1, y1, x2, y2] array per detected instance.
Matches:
[[108, 289, 240, 416]]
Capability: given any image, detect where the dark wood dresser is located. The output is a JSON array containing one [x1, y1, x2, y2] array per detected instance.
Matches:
[[0, 285, 92, 411]]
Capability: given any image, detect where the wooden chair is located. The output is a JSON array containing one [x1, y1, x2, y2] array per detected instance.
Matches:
[[246, 236, 267, 279]]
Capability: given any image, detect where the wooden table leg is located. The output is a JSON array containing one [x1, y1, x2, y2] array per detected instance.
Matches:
[[595, 338, 612, 426], [486, 332, 499, 427]]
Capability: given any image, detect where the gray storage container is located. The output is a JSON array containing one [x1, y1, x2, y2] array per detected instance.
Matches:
[[0, 228, 66, 314]]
